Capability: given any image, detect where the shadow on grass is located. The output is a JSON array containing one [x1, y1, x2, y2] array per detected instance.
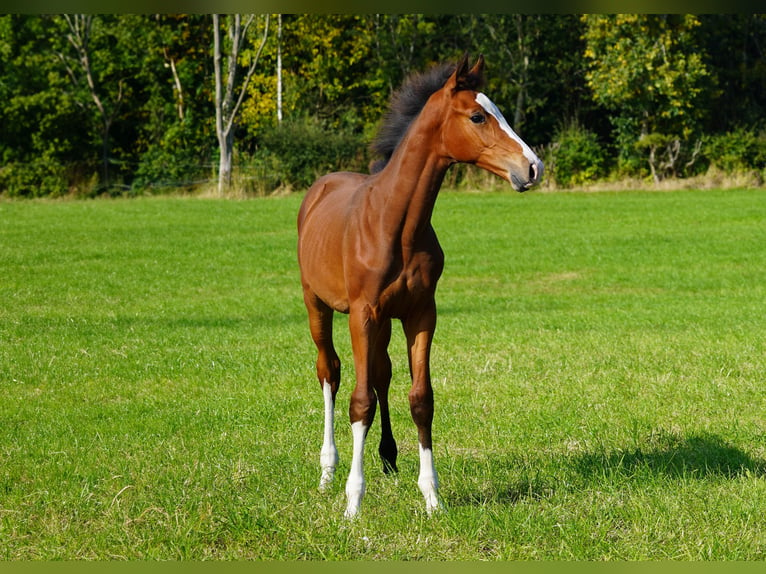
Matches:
[[449, 476, 557, 507], [573, 432, 766, 480], [448, 432, 765, 508]]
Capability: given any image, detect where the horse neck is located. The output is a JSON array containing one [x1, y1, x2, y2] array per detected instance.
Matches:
[[370, 107, 452, 248]]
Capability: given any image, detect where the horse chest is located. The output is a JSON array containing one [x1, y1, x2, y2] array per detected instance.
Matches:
[[375, 248, 444, 317]]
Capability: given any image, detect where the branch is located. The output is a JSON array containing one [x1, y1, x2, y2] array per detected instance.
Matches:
[[61, 14, 107, 122], [54, 50, 79, 86], [224, 14, 270, 136], [164, 47, 185, 120], [685, 139, 703, 170], [224, 14, 241, 116], [239, 14, 256, 50]]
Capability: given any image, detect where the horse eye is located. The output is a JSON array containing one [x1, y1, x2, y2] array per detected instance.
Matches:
[[470, 113, 486, 124]]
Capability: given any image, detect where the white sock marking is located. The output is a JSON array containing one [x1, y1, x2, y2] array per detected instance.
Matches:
[[319, 380, 338, 491], [418, 443, 441, 515], [345, 421, 368, 518]]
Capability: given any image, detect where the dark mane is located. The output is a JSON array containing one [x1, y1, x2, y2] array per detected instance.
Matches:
[[369, 60, 483, 174]]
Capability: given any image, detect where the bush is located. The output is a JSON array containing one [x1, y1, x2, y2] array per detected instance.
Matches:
[[0, 156, 69, 198], [703, 127, 766, 173], [547, 120, 607, 187], [246, 116, 368, 194], [133, 119, 213, 193]]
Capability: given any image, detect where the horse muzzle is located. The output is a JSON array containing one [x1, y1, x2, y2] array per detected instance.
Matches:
[[510, 158, 544, 192]]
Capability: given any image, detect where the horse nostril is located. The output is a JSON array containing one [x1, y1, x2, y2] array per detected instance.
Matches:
[[529, 163, 537, 182]]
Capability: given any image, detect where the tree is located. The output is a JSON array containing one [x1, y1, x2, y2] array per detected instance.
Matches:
[[0, 15, 95, 196], [212, 13, 270, 196], [52, 15, 145, 189], [582, 14, 713, 179], [133, 14, 214, 191], [2, 14, 765, 197], [277, 15, 385, 131], [437, 15, 597, 149], [697, 14, 766, 133]]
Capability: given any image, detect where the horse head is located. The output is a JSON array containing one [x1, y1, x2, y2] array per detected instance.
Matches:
[[439, 54, 544, 192]]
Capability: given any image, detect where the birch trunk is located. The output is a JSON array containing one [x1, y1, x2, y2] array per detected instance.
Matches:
[[212, 13, 270, 196]]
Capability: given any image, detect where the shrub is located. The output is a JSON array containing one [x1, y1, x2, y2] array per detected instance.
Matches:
[[548, 120, 607, 187], [246, 116, 368, 194], [635, 133, 705, 181], [133, 119, 213, 193], [0, 156, 69, 198], [703, 127, 766, 173]]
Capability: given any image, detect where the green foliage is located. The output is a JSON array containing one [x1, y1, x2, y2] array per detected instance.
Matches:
[[245, 116, 368, 194], [0, 157, 68, 198], [582, 15, 715, 176], [547, 120, 607, 187], [0, 15, 765, 196], [452, 15, 595, 145], [703, 127, 766, 173], [133, 116, 213, 192], [0, 16, 92, 196], [278, 15, 389, 131], [48, 15, 149, 189]]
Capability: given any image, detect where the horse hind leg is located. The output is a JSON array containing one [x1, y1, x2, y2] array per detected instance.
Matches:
[[373, 319, 398, 474], [304, 292, 341, 491]]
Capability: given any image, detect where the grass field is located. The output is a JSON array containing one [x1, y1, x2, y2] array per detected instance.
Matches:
[[1, 188, 765, 560]]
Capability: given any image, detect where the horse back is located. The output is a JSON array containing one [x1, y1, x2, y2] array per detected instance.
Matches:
[[298, 171, 369, 233]]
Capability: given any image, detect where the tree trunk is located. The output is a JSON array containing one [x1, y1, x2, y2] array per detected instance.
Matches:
[[218, 129, 234, 195], [277, 14, 283, 124], [213, 14, 226, 196], [212, 14, 270, 196], [648, 144, 659, 183], [513, 15, 529, 131]]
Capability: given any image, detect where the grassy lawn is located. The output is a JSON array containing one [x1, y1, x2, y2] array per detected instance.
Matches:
[[1, 189, 765, 559]]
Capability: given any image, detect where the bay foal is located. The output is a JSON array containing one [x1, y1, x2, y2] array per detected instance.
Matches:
[[297, 55, 543, 518]]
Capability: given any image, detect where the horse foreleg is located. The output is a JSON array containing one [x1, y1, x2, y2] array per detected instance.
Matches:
[[345, 419, 368, 518], [404, 302, 442, 515], [344, 304, 380, 518]]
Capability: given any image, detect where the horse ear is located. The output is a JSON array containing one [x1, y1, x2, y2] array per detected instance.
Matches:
[[469, 54, 485, 78], [450, 53, 485, 92], [456, 52, 471, 78], [445, 53, 470, 91]]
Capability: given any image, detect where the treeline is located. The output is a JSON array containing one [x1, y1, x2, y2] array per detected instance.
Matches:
[[1, 14, 765, 198]]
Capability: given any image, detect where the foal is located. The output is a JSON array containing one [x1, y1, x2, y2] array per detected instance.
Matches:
[[297, 55, 543, 518]]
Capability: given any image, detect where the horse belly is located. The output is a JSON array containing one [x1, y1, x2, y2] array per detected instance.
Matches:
[[299, 226, 350, 313], [298, 177, 362, 313]]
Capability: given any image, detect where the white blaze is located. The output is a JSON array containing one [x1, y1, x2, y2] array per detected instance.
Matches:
[[475, 92, 540, 166]]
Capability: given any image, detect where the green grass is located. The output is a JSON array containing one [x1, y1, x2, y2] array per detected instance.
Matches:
[[1, 189, 765, 559]]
